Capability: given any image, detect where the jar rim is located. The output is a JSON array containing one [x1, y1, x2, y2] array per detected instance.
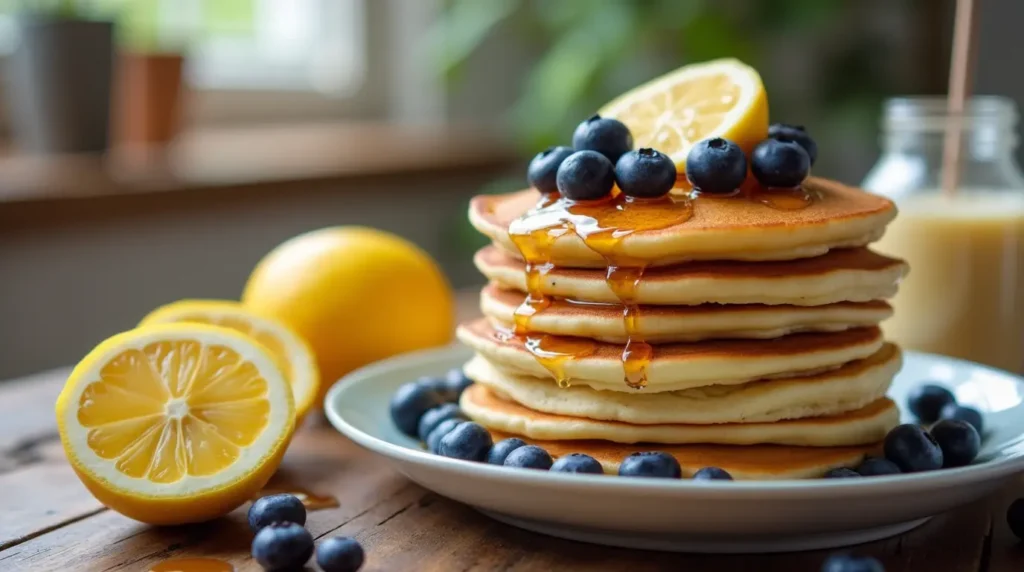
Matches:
[[883, 96, 1018, 131]]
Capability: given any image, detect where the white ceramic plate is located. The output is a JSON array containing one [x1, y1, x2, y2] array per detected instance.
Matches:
[[325, 346, 1024, 553]]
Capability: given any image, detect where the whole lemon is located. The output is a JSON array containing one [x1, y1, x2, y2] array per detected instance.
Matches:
[[242, 227, 454, 405]]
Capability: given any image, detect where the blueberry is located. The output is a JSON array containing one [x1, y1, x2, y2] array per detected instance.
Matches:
[[316, 536, 365, 572], [768, 123, 818, 166], [940, 403, 984, 434], [856, 457, 901, 476], [437, 422, 493, 462], [930, 419, 981, 468], [527, 146, 575, 194], [1007, 498, 1024, 541], [821, 553, 885, 572], [503, 445, 553, 470], [883, 424, 943, 472], [444, 367, 474, 399], [417, 403, 467, 442], [823, 468, 861, 479], [572, 114, 633, 164], [550, 453, 604, 474], [416, 375, 455, 402], [692, 466, 733, 481], [487, 438, 528, 465], [617, 451, 681, 479], [390, 382, 444, 437], [248, 494, 307, 532], [907, 384, 956, 423], [556, 150, 615, 201], [750, 139, 810, 188], [614, 148, 677, 198], [685, 138, 747, 194], [251, 522, 314, 571], [426, 418, 464, 454]]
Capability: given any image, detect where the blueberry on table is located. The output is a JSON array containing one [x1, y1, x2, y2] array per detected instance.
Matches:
[[443, 367, 475, 400], [821, 553, 885, 572], [417, 403, 468, 442], [572, 114, 634, 164], [503, 445, 554, 470], [615, 148, 677, 199], [692, 466, 733, 481], [768, 123, 818, 165], [823, 468, 861, 479], [940, 403, 984, 435], [883, 424, 943, 472], [487, 437, 527, 465], [251, 522, 314, 572], [248, 493, 307, 532], [550, 453, 604, 474], [855, 457, 901, 476], [906, 384, 956, 423], [437, 422, 493, 462], [426, 418, 464, 454], [685, 138, 747, 194], [1008, 498, 1024, 541], [528, 146, 575, 194], [556, 150, 616, 201], [316, 536, 365, 572], [390, 382, 444, 437], [750, 138, 810, 188], [617, 451, 682, 479], [929, 419, 981, 468]]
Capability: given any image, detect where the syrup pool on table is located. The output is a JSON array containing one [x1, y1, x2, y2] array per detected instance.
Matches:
[[255, 486, 341, 511]]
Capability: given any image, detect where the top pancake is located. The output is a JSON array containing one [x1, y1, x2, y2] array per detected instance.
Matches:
[[469, 177, 897, 267]]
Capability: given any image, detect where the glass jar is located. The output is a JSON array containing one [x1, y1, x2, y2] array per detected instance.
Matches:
[[863, 96, 1024, 373]]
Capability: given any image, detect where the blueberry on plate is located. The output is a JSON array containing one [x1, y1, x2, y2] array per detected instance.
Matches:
[[1007, 498, 1024, 541], [417, 403, 467, 442], [618, 451, 682, 479], [614, 148, 677, 199], [528, 146, 575, 194], [768, 123, 818, 165], [426, 418, 464, 454], [414, 375, 452, 401], [750, 138, 810, 188], [390, 382, 444, 437], [503, 445, 554, 470], [316, 536, 365, 572], [248, 493, 307, 532], [821, 553, 885, 572], [906, 383, 956, 424], [823, 468, 861, 479], [556, 150, 616, 201], [251, 522, 314, 572], [550, 453, 604, 474], [685, 138, 747, 194], [692, 466, 733, 481], [883, 424, 943, 472], [940, 403, 984, 435], [929, 419, 981, 467], [856, 457, 901, 477], [572, 114, 634, 164], [437, 422, 493, 462], [443, 367, 475, 400], [487, 437, 528, 465]]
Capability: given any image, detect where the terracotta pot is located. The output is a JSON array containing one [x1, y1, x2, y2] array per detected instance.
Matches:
[[115, 52, 185, 147]]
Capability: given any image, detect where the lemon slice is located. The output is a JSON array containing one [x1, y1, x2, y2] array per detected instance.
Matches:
[[140, 300, 320, 420], [598, 58, 769, 169], [56, 324, 295, 525]]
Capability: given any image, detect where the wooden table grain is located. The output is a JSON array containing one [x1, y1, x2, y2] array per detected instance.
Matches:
[[2, 316, 1024, 570]]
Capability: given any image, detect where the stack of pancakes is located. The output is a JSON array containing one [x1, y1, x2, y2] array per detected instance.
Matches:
[[457, 177, 908, 479]]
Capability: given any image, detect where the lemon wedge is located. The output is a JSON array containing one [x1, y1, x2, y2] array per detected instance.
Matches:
[[140, 300, 320, 420], [56, 323, 295, 525], [598, 58, 769, 170]]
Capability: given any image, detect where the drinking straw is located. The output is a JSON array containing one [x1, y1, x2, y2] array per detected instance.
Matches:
[[941, 0, 980, 198]]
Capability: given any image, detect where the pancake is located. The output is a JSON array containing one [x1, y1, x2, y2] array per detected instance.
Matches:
[[475, 246, 907, 306], [480, 283, 894, 343], [464, 343, 900, 425], [457, 318, 885, 392], [462, 384, 899, 446], [487, 430, 878, 480], [469, 177, 897, 267]]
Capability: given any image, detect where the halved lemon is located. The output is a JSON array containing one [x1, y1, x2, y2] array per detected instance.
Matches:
[[56, 323, 295, 525], [139, 300, 320, 420], [598, 58, 769, 169]]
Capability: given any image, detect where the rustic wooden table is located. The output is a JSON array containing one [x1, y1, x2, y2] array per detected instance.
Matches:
[[2, 301, 1024, 570]]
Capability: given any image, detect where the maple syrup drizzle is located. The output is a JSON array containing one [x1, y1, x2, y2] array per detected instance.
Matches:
[[524, 334, 596, 388], [255, 487, 340, 511], [149, 558, 233, 572]]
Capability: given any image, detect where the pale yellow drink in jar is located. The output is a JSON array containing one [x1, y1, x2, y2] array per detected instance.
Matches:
[[876, 192, 1024, 373]]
